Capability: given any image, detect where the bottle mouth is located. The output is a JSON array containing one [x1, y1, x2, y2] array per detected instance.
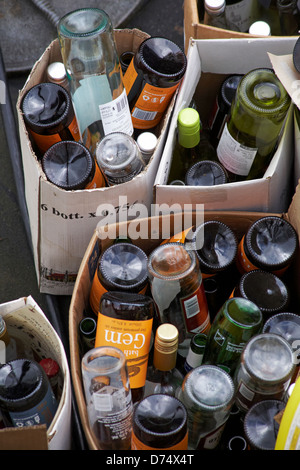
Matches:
[[58, 8, 109, 38]]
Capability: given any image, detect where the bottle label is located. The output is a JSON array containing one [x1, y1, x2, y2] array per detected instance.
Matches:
[[225, 0, 255, 32], [196, 423, 226, 449], [85, 163, 106, 189], [95, 313, 153, 389], [99, 89, 133, 136], [235, 379, 286, 412], [131, 430, 188, 450], [180, 284, 210, 334], [7, 383, 57, 428], [217, 124, 257, 176], [184, 349, 204, 372], [29, 114, 81, 154], [123, 60, 179, 129]]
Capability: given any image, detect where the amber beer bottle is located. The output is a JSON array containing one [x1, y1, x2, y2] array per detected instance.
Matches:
[[95, 292, 155, 403]]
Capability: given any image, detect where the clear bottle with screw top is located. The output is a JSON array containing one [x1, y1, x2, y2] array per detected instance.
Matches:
[[203, 0, 227, 28]]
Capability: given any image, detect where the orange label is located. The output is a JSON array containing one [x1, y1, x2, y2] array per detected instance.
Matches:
[[85, 162, 106, 189], [89, 271, 108, 315], [180, 284, 211, 334], [95, 313, 153, 389], [29, 114, 81, 154], [123, 59, 179, 129], [131, 431, 188, 450], [161, 227, 193, 245]]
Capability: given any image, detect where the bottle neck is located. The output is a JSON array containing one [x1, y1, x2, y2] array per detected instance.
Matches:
[[153, 346, 177, 371]]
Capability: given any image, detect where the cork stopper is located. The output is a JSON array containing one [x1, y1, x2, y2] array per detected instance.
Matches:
[[153, 323, 179, 371]]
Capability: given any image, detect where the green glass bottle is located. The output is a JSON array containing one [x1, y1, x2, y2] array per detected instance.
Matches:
[[167, 108, 217, 185], [217, 68, 291, 182]]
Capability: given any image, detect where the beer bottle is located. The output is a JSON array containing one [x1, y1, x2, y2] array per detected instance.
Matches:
[[244, 400, 285, 449]]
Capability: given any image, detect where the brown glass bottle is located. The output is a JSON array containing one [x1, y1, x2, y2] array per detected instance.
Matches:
[[95, 291, 155, 403], [131, 394, 188, 450], [89, 242, 148, 315], [21, 82, 80, 156], [232, 270, 289, 319], [123, 37, 187, 131], [237, 216, 298, 276], [42, 140, 105, 190]]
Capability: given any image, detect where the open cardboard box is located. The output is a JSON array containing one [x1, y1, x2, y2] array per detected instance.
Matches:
[[17, 29, 176, 295], [0, 296, 72, 450], [153, 36, 299, 214], [69, 178, 300, 449], [183, 0, 297, 53]]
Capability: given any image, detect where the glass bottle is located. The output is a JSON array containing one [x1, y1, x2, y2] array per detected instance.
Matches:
[[79, 316, 97, 353], [119, 51, 134, 74], [95, 132, 145, 186], [237, 216, 298, 276], [231, 270, 289, 320], [217, 68, 291, 181], [21, 82, 81, 157], [184, 333, 207, 373], [244, 400, 286, 450], [42, 140, 105, 190], [144, 323, 183, 397], [95, 291, 155, 403], [208, 74, 243, 146], [47, 61, 69, 89], [234, 333, 295, 413], [81, 346, 133, 450], [203, 0, 227, 28], [191, 220, 238, 279], [123, 36, 187, 132], [202, 297, 262, 375], [0, 359, 58, 429], [58, 8, 133, 156], [0, 314, 35, 364], [224, 0, 257, 32], [89, 242, 148, 316], [277, 0, 300, 35], [131, 393, 188, 450], [148, 242, 211, 361], [185, 160, 228, 186], [178, 364, 235, 449], [136, 131, 158, 165]]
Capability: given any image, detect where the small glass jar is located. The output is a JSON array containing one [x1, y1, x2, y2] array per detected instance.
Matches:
[[148, 242, 210, 359], [46, 61, 69, 88], [185, 160, 228, 186], [22, 82, 81, 156], [191, 220, 238, 278], [136, 131, 158, 165], [131, 394, 188, 450], [237, 216, 298, 276], [89, 242, 148, 315], [178, 364, 235, 449], [235, 333, 295, 413], [42, 140, 105, 190], [96, 132, 146, 185], [244, 400, 285, 450]]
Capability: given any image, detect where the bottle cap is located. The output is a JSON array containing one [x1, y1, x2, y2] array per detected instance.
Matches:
[[205, 0, 226, 12], [177, 108, 201, 148], [154, 324, 179, 371], [39, 358, 60, 378], [136, 132, 158, 161], [148, 242, 196, 281], [249, 21, 271, 36], [47, 62, 68, 85], [185, 160, 228, 186]]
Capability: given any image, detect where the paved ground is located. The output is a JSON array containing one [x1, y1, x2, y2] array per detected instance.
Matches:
[[0, 0, 185, 448]]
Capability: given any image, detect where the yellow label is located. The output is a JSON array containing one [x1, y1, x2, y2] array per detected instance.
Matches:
[[95, 313, 153, 389]]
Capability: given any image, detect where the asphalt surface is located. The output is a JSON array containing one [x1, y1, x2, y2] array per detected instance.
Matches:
[[0, 0, 185, 449]]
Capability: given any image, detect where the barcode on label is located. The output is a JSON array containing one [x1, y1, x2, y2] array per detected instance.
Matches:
[[132, 108, 157, 121], [183, 295, 200, 319], [116, 94, 127, 112]]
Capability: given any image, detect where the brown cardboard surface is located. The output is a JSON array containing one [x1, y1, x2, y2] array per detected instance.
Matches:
[[0, 425, 48, 451]]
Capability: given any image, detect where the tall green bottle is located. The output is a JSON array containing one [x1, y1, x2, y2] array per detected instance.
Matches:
[[167, 107, 217, 184]]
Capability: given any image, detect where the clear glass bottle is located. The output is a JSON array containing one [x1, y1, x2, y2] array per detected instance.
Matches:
[[144, 323, 183, 397], [184, 333, 207, 373], [95, 132, 145, 185], [217, 68, 291, 181], [123, 36, 187, 132], [244, 399, 285, 450], [95, 292, 155, 403], [131, 394, 188, 450], [232, 270, 290, 320], [277, 0, 300, 35], [42, 140, 106, 189], [58, 8, 133, 156], [178, 364, 235, 449], [202, 297, 262, 375], [203, 0, 227, 28], [234, 333, 295, 413], [237, 216, 298, 276], [148, 242, 211, 361]]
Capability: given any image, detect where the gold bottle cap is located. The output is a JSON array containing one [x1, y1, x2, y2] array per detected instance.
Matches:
[[153, 323, 178, 371]]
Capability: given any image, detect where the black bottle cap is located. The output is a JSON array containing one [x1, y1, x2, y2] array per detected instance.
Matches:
[[139, 37, 187, 79], [42, 140, 94, 190], [185, 160, 228, 186], [293, 36, 300, 73], [220, 74, 243, 108], [0, 359, 43, 403], [22, 82, 72, 134]]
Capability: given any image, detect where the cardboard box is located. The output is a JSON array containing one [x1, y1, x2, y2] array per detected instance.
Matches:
[[153, 36, 299, 214], [183, 0, 297, 53], [17, 29, 175, 295], [68, 180, 300, 449], [0, 296, 72, 450]]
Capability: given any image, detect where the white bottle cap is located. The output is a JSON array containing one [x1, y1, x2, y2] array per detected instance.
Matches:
[[136, 132, 158, 164], [249, 21, 271, 36]]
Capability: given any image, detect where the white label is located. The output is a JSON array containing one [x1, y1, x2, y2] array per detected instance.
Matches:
[[99, 89, 133, 136], [183, 294, 200, 319], [225, 0, 255, 32], [217, 124, 257, 176]]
